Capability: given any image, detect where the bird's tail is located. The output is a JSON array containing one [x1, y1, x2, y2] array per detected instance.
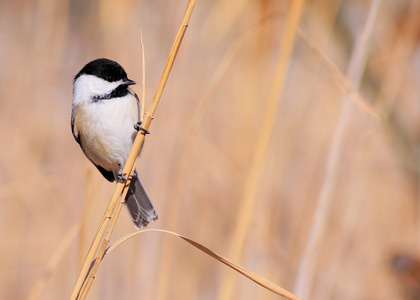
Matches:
[[124, 169, 158, 229]]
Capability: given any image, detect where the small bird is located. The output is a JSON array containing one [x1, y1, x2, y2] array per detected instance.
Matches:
[[71, 58, 158, 229]]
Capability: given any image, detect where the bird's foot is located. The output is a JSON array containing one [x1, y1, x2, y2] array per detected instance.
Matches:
[[117, 171, 137, 182], [117, 171, 128, 182], [134, 121, 150, 135]]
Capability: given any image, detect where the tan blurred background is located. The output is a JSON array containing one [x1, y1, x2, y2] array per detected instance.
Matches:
[[1, 0, 420, 299]]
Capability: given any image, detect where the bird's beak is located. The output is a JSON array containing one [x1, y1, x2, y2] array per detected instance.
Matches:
[[123, 78, 136, 85]]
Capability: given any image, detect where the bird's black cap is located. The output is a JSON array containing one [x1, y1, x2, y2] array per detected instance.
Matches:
[[75, 58, 128, 82]]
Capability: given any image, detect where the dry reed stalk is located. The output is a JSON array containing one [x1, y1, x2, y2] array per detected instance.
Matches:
[[68, 1, 196, 299], [156, 23, 266, 300], [78, 168, 96, 269], [293, 0, 381, 298], [216, 1, 305, 299], [77, 172, 132, 300], [106, 229, 302, 300]]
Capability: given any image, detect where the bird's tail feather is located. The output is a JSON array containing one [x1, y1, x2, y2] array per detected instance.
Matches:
[[124, 169, 158, 229]]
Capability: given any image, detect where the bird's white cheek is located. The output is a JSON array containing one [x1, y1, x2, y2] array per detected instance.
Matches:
[[73, 74, 122, 105]]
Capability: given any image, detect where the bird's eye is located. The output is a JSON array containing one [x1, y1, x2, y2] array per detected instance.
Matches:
[[106, 76, 113, 82]]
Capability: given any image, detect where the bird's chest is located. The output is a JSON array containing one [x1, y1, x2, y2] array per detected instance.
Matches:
[[74, 97, 138, 170], [90, 97, 138, 131]]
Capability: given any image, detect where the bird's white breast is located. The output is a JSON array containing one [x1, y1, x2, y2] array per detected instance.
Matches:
[[73, 93, 139, 173]]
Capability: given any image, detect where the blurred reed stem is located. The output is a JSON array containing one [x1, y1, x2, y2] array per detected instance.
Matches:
[[216, 0, 305, 299], [293, 0, 381, 298]]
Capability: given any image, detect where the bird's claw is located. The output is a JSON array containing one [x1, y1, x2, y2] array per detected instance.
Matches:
[[134, 121, 150, 135], [117, 172, 128, 182], [117, 171, 137, 182]]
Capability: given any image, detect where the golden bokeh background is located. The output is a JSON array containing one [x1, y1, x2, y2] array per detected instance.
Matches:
[[1, 0, 420, 299]]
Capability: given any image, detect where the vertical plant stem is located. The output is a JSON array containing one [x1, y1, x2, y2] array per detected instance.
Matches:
[[77, 175, 132, 300], [292, 0, 381, 298], [68, 1, 196, 299], [69, 185, 123, 300], [216, 1, 305, 299]]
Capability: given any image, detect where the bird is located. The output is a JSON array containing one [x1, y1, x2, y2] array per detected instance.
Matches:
[[71, 58, 158, 229]]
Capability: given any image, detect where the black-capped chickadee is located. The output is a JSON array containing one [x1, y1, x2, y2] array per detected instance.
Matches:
[[71, 58, 158, 229]]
